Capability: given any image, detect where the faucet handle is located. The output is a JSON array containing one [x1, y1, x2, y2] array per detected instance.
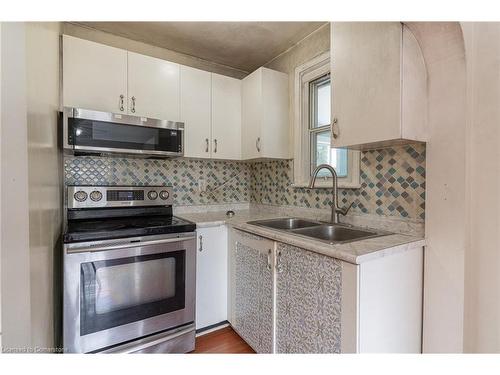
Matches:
[[336, 202, 353, 216]]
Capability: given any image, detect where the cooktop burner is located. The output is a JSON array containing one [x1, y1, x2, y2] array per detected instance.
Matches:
[[64, 215, 196, 243]]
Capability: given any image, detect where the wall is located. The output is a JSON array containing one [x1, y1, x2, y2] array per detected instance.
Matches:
[[462, 22, 500, 353], [0, 22, 32, 350], [406, 22, 467, 353], [63, 23, 247, 79], [25, 22, 62, 350]]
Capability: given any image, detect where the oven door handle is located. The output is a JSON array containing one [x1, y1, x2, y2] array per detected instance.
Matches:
[[66, 236, 196, 254]]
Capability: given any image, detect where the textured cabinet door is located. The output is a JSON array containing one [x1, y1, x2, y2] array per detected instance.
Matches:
[[276, 243, 342, 353], [233, 231, 274, 353], [63, 35, 128, 113], [127, 51, 180, 120], [211, 73, 241, 160], [180, 66, 212, 158]]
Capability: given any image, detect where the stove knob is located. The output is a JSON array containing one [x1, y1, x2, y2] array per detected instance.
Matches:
[[148, 190, 158, 200], [74, 190, 88, 202], [90, 190, 103, 202], [159, 190, 170, 200]]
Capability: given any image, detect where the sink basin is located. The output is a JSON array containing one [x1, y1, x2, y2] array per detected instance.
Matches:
[[291, 224, 381, 244], [248, 218, 321, 230]]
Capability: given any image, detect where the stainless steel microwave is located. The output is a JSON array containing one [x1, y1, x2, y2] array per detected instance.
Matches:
[[62, 107, 184, 158]]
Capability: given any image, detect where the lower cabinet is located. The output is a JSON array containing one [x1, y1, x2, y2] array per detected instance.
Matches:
[[228, 228, 424, 353], [195, 225, 228, 330], [275, 243, 342, 353], [231, 230, 274, 353]]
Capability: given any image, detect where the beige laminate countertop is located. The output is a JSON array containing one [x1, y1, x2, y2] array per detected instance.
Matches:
[[177, 209, 425, 265]]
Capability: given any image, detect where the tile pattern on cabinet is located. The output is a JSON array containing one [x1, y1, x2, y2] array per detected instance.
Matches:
[[234, 240, 274, 353], [276, 243, 342, 353], [250, 144, 426, 221], [64, 156, 251, 206]]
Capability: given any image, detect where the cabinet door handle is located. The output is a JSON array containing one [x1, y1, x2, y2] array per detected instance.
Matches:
[[205, 138, 209, 153], [267, 249, 272, 271], [332, 117, 339, 140], [213, 139, 217, 153], [119, 95, 125, 112], [198, 235, 203, 252], [256, 137, 261, 152], [131, 96, 136, 113], [276, 250, 283, 273]]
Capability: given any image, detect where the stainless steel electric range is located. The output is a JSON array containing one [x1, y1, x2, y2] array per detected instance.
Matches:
[[62, 185, 196, 353]]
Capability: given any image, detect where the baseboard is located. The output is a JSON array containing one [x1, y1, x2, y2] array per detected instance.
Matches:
[[195, 321, 230, 337]]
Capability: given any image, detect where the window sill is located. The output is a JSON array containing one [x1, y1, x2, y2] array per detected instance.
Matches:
[[291, 179, 361, 189]]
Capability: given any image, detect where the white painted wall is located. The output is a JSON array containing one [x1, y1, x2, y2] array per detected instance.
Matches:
[[0, 22, 32, 350], [25, 22, 62, 350], [462, 22, 500, 353], [405, 23, 467, 353]]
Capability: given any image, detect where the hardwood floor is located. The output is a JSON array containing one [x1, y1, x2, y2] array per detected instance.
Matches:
[[192, 326, 255, 354]]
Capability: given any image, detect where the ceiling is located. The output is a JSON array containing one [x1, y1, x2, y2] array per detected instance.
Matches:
[[76, 22, 327, 73]]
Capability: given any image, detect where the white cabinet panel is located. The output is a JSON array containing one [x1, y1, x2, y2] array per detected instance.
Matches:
[[180, 66, 212, 158], [195, 226, 228, 330], [211, 73, 241, 160], [63, 35, 127, 113], [241, 67, 289, 160], [331, 23, 427, 149], [127, 51, 180, 120]]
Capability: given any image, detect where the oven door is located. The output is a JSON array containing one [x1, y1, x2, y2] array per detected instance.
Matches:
[[62, 107, 184, 157], [63, 234, 196, 353]]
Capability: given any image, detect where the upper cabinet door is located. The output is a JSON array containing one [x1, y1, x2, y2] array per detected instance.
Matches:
[[241, 69, 262, 160], [211, 73, 242, 160], [180, 66, 212, 158], [63, 35, 128, 113], [331, 22, 403, 148], [241, 67, 289, 160], [127, 52, 180, 120]]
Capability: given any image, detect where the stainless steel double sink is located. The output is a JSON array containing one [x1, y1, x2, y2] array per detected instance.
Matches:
[[247, 217, 387, 245]]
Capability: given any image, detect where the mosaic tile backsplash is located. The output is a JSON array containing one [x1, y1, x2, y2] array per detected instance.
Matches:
[[250, 144, 426, 221], [64, 157, 250, 206], [64, 143, 425, 221]]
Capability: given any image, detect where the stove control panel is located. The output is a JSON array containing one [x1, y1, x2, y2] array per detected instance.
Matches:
[[68, 186, 173, 209]]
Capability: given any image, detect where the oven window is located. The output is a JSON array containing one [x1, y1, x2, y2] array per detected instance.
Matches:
[[80, 251, 185, 336], [68, 118, 182, 153]]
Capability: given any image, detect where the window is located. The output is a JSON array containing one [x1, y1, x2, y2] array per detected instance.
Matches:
[[309, 75, 348, 178], [293, 52, 360, 188]]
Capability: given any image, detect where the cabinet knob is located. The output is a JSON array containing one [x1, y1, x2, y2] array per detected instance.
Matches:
[[119, 95, 124, 112], [205, 138, 209, 153], [276, 250, 283, 273], [256, 137, 261, 152], [213, 139, 218, 153], [131, 96, 136, 113], [332, 117, 339, 140], [198, 235, 203, 252], [267, 249, 272, 271]]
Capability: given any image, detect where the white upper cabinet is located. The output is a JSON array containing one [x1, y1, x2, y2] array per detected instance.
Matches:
[[331, 22, 427, 149], [242, 67, 289, 160], [211, 73, 242, 160], [63, 35, 128, 114], [127, 52, 180, 120], [180, 66, 212, 159]]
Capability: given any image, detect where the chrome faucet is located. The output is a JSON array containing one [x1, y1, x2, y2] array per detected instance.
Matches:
[[308, 164, 353, 224]]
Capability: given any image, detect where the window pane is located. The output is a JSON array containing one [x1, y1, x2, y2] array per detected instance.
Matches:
[[310, 77, 331, 128], [312, 130, 348, 178]]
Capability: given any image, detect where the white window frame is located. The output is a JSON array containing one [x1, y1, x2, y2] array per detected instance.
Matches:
[[292, 52, 361, 189]]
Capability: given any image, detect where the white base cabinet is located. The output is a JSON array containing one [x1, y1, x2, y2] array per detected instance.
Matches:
[[228, 228, 423, 353], [195, 225, 228, 330]]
